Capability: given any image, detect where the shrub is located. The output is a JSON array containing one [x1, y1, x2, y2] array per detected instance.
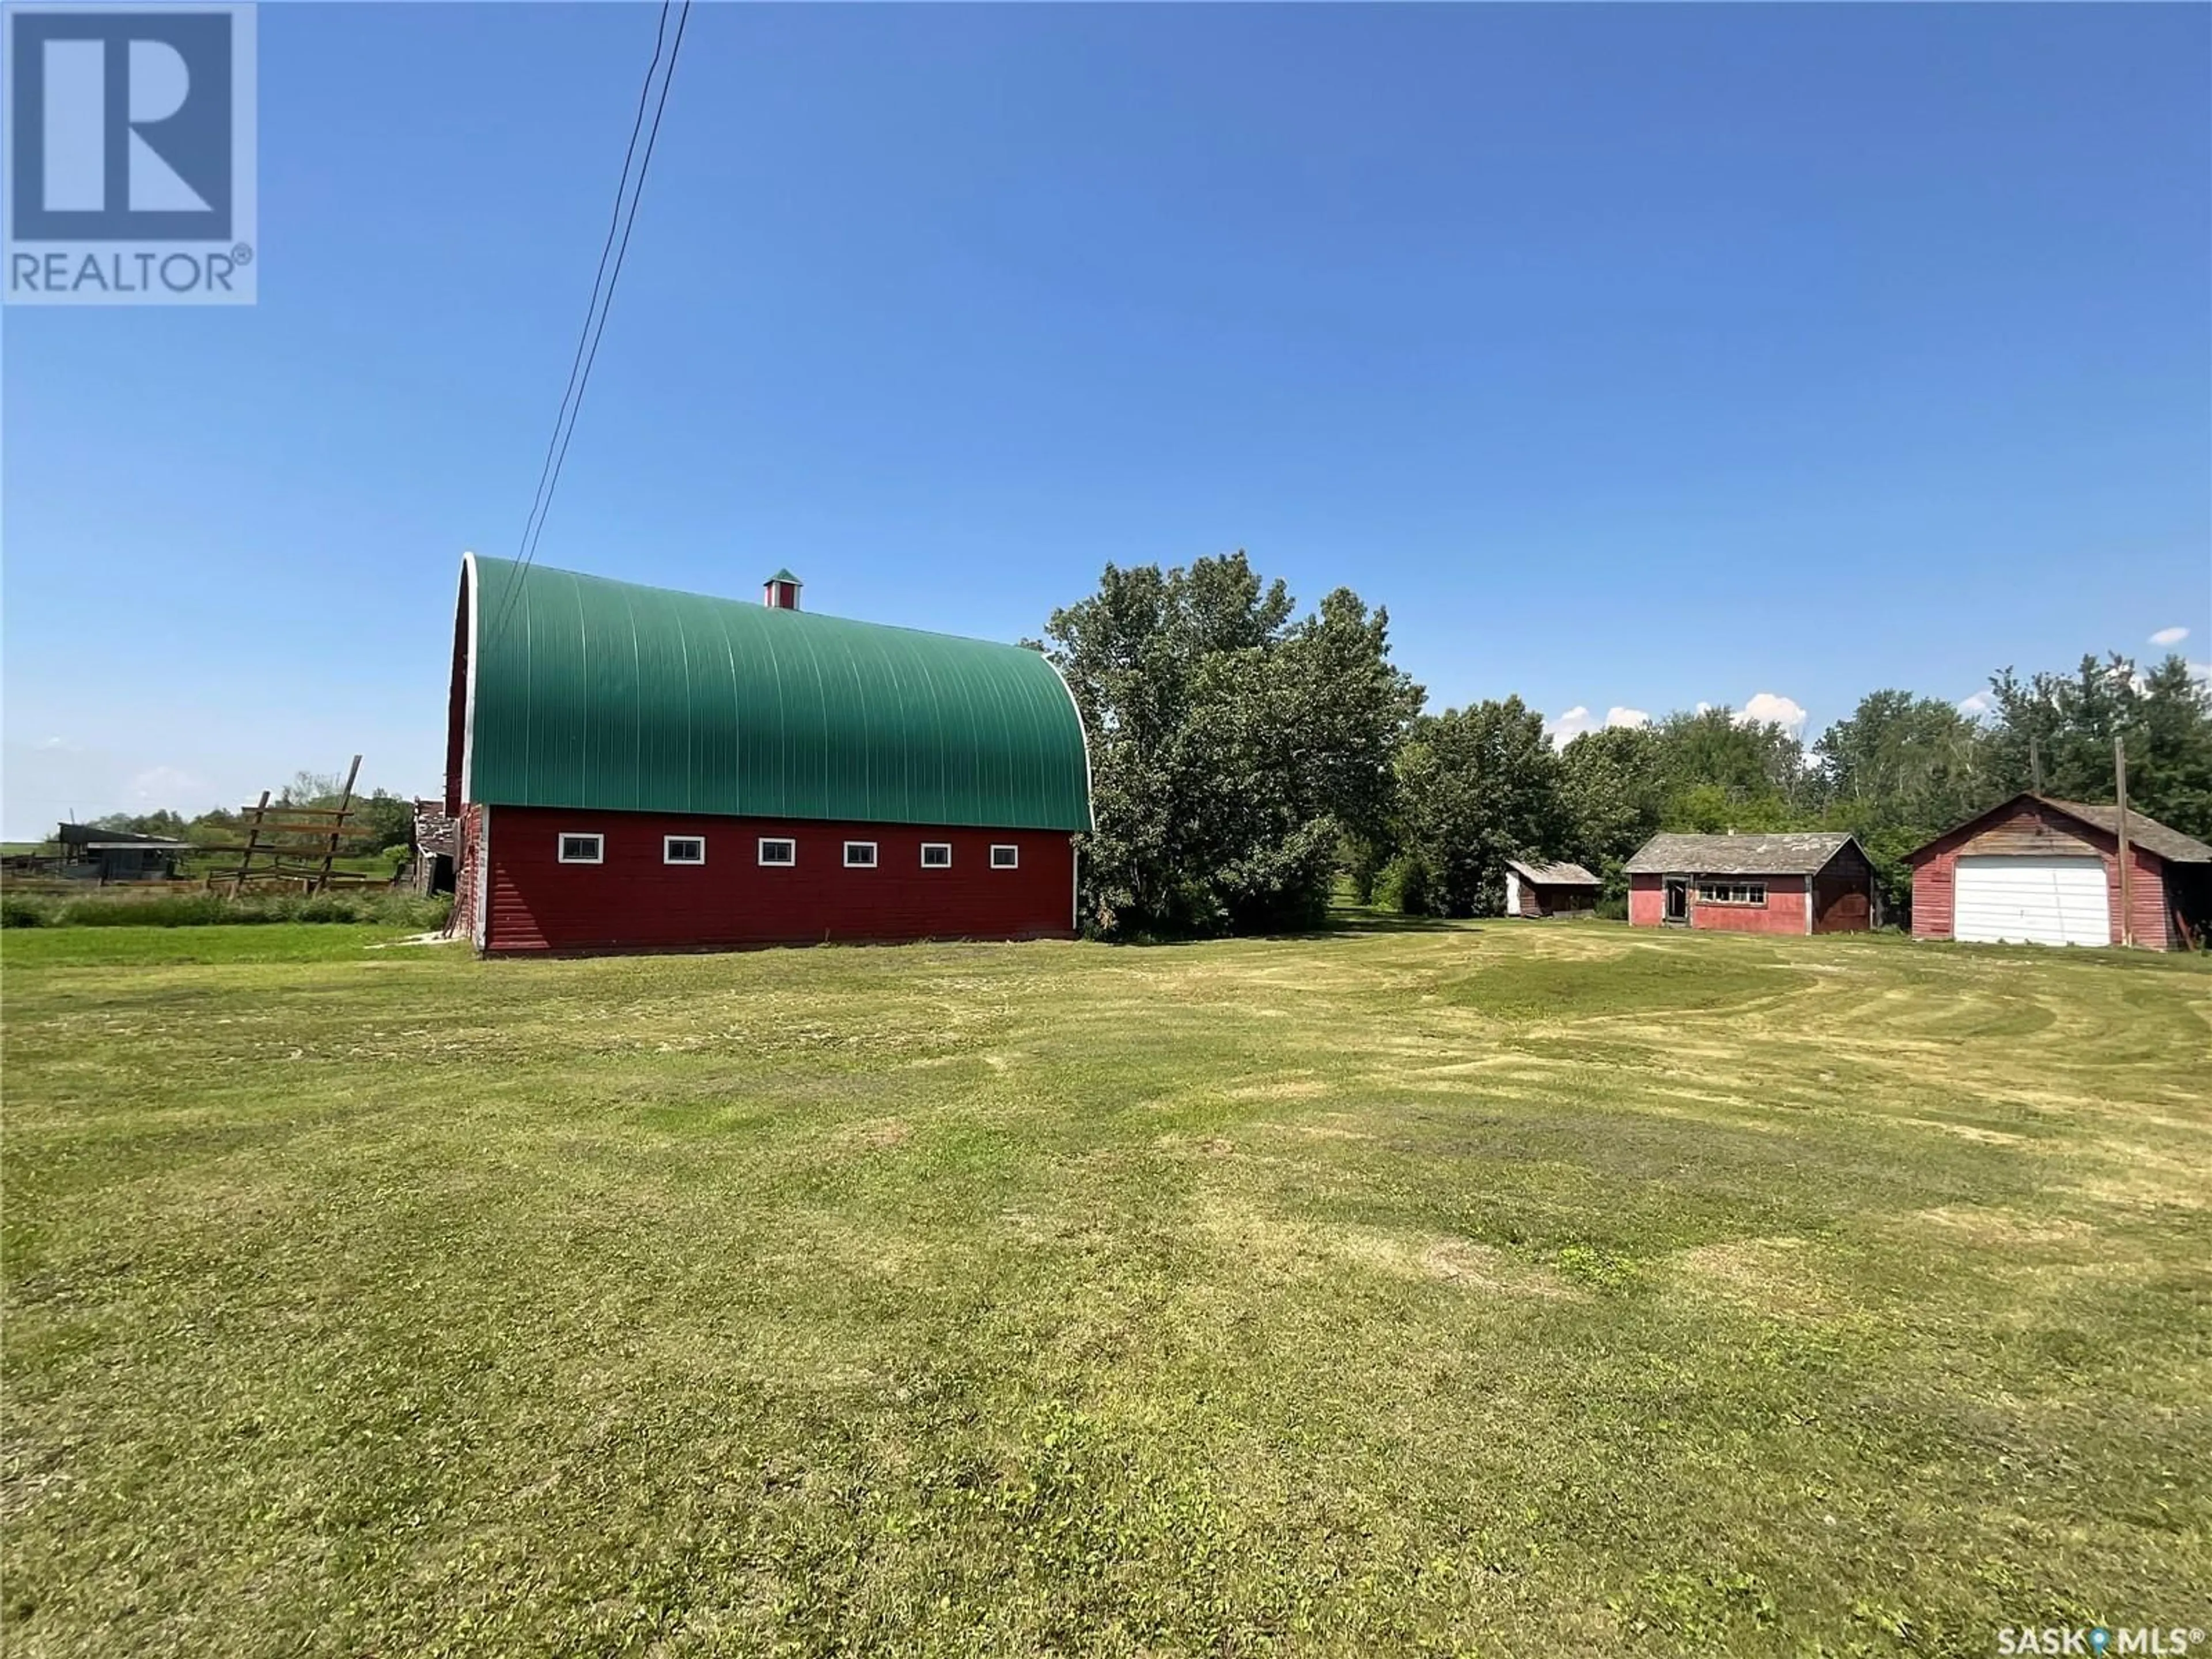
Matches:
[[1373, 851, 1436, 916], [4, 891, 450, 930], [66, 894, 235, 927]]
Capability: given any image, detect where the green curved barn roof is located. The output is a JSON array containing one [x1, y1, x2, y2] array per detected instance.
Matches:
[[454, 555, 1092, 831]]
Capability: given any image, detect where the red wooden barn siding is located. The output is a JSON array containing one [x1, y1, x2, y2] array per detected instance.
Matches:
[[1627, 873, 1816, 935], [1627, 874, 1667, 928], [1909, 801, 2177, 949], [1810, 844, 1876, 934], [476, 805, 1075, 953], [1517, 882, 1593, 919]]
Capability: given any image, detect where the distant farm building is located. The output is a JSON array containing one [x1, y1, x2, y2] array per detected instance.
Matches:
[[1626, 832, 1875, 935], [444, 556, 1093, 954], [53, 823, 192, 883], [1503, 859, 1599, 918], [1906, 793, 2210, 950]]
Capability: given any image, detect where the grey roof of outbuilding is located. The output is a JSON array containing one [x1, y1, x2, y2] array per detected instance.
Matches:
[[56, 823, 193, 850], [1625, 831, 1858, 876], [1907, 795, 2211, 866], [1505, 858, 1599, 887]]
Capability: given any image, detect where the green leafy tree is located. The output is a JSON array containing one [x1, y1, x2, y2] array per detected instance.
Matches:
[[90, 809, 190, 838], [1045, 553, 1421, 937], [1814, 690, 1989, 825], [1810, 690, 1995, 918], [1390, 697, 1565, 916], [1983, 653, 2212, 838], [1556, 724, 1669, 903], [1652, 707, 1810, 823], [353, 790, 415, 851]]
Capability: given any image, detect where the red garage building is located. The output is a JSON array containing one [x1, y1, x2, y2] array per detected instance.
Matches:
[[1626, 832, 1876, 935], [1905, 793, 2211, 950], [445, 555, 1093, 954]]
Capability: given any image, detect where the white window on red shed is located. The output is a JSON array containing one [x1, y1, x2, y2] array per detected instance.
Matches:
[[921, 843, 952, 868], [557, 833, 604, 864], [844, 841, 878, 868], [758, 838, 796, 866], [990, 844, 1019, 869], [664, 836, 705, 865], [1697, 881, 1767, 906]]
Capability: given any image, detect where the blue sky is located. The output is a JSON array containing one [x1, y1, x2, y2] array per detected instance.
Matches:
[[5, 2, 2208, 836]]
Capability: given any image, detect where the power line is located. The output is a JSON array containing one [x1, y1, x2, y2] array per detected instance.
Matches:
[[488, 0, 692, 652]]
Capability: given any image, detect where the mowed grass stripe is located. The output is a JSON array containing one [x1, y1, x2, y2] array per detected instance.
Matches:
[[3, 921, 2207, 1656]]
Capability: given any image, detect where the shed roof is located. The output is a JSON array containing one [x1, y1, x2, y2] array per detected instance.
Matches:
[[453, 555, 1093, 832], [57, 824, 193, 850], [1625, 831, 1857, 876], [1903, 793, 2212, 866], [2040, 798, 2211, 863], [1505, 858, 1599, 887]]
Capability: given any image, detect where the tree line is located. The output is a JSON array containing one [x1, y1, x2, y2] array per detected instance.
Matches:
[[1044, 552, 2212, 937], [76, 774, 418, 865], [67, 558, 2209, 935]]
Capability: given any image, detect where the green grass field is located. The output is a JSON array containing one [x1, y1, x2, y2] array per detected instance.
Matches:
[[3, 920, 2207, 1657]]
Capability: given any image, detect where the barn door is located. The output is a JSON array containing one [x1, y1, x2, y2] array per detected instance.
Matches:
[[1664, 879, 1688, 923]]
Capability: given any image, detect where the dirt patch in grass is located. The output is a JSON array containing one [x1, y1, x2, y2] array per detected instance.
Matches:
[[1905, 1207, 2097, 1247], [1222, 1076, 1331, 1101], [832, 1116, 912, 1152], [1671, 1237, 1841, 1320]]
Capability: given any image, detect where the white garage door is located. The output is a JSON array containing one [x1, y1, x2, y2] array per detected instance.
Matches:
[[1953, 855, 2109, 947]]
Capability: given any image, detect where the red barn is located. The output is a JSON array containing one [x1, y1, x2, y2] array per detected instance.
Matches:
[[1626, 832, 1876, 935], [1905, 793, 2211, 950], [444, 555, 1093, 954]]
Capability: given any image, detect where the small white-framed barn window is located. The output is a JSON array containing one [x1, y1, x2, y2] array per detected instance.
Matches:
[[757, 838, 796, 867], [663, 836, 706, 866], [557, 833, 604, 864], [1696, 881, 1767, 906], [844, 841, 878, 868], [921, 843, 952, 869], [990, 844, 1020, 869]]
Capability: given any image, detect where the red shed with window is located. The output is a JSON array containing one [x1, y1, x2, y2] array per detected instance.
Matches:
[[1626, 832, 1876, 935], [445, 556, 1093, 954]]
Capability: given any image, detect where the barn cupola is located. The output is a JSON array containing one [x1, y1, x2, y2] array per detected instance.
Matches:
[[763, 569, 802, 611]]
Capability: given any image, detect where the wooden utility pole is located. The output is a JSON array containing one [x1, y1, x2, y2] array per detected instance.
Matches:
[[2114, 733, 2134, 948], [2029, 733, 2043, 793]]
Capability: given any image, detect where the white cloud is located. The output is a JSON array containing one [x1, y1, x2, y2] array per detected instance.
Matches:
[[1546, 705, 1595, 747], [1694, 700, 1712, 715], [1547, 704, 1653, 748], [1734, 692, 1808, 735], [1957, 692, 1992, 717], [2150, 626, 2190, 647]]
